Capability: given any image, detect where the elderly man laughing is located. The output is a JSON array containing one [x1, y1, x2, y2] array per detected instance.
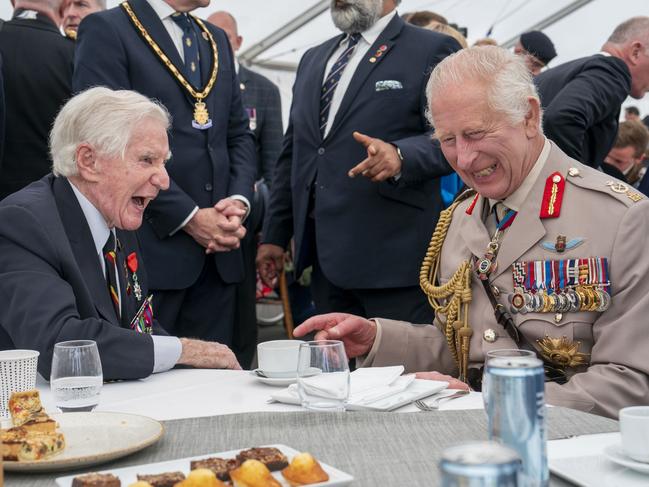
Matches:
[[294, 46, 649, 419], [0, 87, 241, 380]]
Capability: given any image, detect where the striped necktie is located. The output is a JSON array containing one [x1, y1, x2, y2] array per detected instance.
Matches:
[[170, 12, 202, 88], [319, 33, 362, 137], [103, 231, 121, 320]]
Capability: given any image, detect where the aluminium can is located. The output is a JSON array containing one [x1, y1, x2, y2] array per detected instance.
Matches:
[[485, 355, 548, 487], [439, 441, 522, 486]]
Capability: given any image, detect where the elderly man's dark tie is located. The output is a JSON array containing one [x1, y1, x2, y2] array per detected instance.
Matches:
[[170, 12, 202, 88], [103, 231, 121, 321], [319, 33, 361, 137]]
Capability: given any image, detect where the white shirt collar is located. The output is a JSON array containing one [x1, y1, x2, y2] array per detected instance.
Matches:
[[68, 179, 111, 259], [146, 0, 176, 22], [489, 138, 551, 213], [360, 9, 397, 46]]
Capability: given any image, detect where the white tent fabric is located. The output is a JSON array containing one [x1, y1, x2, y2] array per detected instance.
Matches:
[[2, 0, 648, 120]]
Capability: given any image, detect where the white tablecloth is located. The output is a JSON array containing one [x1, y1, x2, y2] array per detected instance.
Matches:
[[35, 369, 484, 421]]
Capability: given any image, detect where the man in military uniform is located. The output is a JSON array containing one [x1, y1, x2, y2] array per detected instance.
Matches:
[[294, 46, 649, 419]]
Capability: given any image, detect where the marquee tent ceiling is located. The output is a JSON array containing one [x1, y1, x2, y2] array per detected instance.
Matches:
[[2, 0, 647, 114]]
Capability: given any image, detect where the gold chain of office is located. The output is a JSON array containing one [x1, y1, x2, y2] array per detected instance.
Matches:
[[419, 194, 475, 383], [121, 1, 219, 127]]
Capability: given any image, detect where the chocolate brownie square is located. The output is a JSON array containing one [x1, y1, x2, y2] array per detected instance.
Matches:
[[190, 457, 239, 481], [71, 473, 121, 487], [235, 447, 288, 471], [136, 471, 185, 487]]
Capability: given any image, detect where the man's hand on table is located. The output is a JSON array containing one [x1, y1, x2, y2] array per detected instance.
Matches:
[[177, 338, 242, 370], [293, 313, 377, 358], [415, 371, 470, 391], [184, 201, 247, 254]]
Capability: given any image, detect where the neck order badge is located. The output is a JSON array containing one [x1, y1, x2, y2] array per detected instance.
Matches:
[[121, 1, 218, 130]]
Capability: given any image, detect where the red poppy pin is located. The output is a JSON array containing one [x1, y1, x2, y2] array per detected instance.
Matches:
[[127, 252, 138, 273]]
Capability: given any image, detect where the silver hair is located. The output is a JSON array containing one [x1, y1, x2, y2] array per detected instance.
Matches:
[[607, 16, 649, 45], [330, 0, 382, 34], [426, 45, 542, 128], [50, 87, 171, 177]]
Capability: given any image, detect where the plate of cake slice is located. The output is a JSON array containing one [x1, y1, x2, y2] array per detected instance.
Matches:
[[2, 390, 163, 472], [56, 444, 354, 486]]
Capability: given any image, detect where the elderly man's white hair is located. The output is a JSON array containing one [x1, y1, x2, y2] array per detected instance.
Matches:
[[50, 87, 171, 177], [426, 45, 542, 129]]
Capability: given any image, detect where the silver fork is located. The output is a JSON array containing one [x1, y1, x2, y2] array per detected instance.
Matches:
[[414, 389, 469, 411]]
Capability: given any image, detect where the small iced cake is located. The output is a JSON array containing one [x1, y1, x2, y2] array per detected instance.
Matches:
[[191, 457, 239, 481], [71, 472, 121, 487], [235, 447, 288, 471], [174, 468, 227, 487], [230, 460, 282, 487], [281, 452, 329, 486]]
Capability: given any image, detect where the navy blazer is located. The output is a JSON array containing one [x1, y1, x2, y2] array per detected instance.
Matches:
[[73, 0, 257, 289], [264, 15, 459, 289], [0, 175, 168, 380], [535, 54, 631, 169]]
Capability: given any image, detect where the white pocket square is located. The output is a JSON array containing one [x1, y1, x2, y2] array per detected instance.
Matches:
[[375, 80, 403, 91]]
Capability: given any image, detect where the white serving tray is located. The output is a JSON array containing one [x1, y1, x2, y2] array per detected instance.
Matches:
[[56, 444, 354, 486]]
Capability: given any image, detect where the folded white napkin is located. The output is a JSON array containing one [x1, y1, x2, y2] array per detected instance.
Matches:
[[271, 366, 419, 407]]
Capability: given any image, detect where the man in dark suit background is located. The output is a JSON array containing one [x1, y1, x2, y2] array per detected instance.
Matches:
[[73, 0, 257, 347], [207, 10, 284, 367], [257, 0, 460, 323], [0, 0, 74, 200], [0, 88, 240, 380], [535, 16, 649, 169]]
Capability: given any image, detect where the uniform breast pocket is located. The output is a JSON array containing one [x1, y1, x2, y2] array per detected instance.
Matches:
[[513, 308, 597, 351]]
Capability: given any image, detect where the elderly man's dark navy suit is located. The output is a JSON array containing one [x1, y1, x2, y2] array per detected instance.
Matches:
[[0, 175, 167, 380], [73, 0, 256, 343], [264, 15, 459, 322]]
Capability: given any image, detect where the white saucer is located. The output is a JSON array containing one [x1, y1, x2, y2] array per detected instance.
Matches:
[[604, 444, 649, 474], [250, 368, 320, 387]]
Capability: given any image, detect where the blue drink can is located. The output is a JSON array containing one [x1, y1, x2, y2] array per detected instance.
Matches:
[[485, 354, 548, 487], [439, 441, 522, 486]]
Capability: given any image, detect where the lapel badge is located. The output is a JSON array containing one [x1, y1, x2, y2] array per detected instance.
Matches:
[[379, 44, 387, 51], [369, 57, 377, 63], [240, 82, 246, 91], [540, 236, 584, 253], [202, 31, 209, 41]]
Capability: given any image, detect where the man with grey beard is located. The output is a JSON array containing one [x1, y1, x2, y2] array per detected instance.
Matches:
[[258, 0, 461, 323]]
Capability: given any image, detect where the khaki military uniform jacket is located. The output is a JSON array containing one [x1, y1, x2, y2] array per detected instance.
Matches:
[[363, 142, 649, 419]]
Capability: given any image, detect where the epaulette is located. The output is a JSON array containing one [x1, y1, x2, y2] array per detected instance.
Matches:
[[564, 165, 646, 208], [452, 187, 476, 204]]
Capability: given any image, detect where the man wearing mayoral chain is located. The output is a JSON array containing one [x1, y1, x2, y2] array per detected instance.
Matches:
[[295, 47, 649, 420], [73, 0, 257, 347]]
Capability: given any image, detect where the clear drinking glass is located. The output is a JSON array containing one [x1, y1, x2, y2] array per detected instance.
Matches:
[[482, 349, 536, 410], [50, 340, 103, 412], [297, 340, 350, 412]]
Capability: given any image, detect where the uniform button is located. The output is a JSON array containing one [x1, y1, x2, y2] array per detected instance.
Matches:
[[483, 329, 496, 343], [491, 285, 500, 297], [317, 147, 325, 155], [554, 313, 563, 323], [568, 167, 580, 177], [204, 183, 213, 191]]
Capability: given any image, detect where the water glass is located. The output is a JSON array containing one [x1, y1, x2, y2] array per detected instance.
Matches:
[[50, 340, 103, 412], [482, 349, 536, 409], [297, 340, 350, 411]]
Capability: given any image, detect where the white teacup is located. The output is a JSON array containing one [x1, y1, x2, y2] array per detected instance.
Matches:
[[620, 406, 649, 463], [257, 340, 305, 378]]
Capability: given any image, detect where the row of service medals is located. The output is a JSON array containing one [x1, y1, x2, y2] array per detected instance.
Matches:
[[509, 257, 611, 314]]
